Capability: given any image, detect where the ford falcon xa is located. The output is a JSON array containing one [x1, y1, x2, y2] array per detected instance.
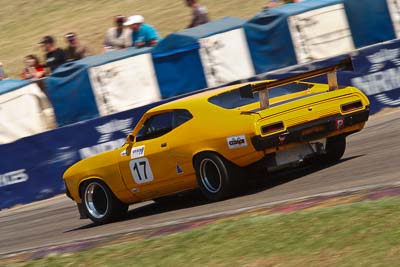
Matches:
[[63, 59, 370, 224]]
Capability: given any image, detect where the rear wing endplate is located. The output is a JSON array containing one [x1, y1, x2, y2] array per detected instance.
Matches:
[[239, 57, 354, 110]]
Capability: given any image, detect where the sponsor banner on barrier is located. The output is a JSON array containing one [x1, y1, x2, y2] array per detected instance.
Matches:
[[351, 39, 400, 111], [0, 169, 28, 188], [199, 28, 255, 88], [0, 83, 56, 144], [89, 54, 161, 116], [79, 118, 133, 159]]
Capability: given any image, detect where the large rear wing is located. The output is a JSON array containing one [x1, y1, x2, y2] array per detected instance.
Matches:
[[239, 57, 354, 110]]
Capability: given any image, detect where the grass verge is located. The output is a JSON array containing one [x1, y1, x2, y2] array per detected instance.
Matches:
[[6, 196, 400, 267]]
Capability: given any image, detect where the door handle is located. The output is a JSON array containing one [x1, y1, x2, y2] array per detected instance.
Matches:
[[161, 143, 167, 148]]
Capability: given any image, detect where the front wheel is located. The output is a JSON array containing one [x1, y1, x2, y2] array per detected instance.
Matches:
[[194, 153, 237, 202], [82, 180, 128, 224]]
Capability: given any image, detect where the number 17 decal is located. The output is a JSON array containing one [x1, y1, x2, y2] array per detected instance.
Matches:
[[129, 157, 154, 184]]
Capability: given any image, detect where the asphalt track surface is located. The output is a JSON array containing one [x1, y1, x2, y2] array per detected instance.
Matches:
[[0, 109, 399, 256]]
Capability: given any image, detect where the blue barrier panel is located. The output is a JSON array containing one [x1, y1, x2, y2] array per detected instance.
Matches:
[[153, 44, 208, 99], [343, 0, 396, 48], [46, 61, 98, 127]]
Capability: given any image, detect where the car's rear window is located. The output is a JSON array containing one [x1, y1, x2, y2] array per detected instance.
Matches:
[[208, 83, 312, 109]]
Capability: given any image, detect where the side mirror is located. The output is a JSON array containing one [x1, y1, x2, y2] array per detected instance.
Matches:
[[126, 134, 135, 144]]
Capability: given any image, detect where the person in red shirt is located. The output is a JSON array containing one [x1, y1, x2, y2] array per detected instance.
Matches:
[[20, 55, 46, 81]]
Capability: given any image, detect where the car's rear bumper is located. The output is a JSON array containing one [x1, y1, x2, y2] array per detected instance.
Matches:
[[251, 107, 370, 151]]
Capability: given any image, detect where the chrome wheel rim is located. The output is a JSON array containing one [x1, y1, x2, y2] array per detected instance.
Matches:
[[84, 182, 109, 219], [199, 158, 222, 193]]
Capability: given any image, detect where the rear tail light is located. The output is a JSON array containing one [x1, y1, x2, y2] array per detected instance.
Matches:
[[341, 100, 363, 113], [261, 121, 284, 135]]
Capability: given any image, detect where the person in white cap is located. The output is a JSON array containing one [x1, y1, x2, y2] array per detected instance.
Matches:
[[124, 15, 159, 48]]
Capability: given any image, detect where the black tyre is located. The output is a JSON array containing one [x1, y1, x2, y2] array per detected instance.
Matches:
[[194, 152, 237, 201], [323, 135, 346, 163], [81, 180, 128, 224]]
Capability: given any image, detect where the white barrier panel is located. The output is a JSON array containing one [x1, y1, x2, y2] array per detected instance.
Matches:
[[89, 53, 161, 116], [199, 28, 255, 88], [0, 83, 56, 144], [288, 3, 355, 64], [387, 0, 400, 38]]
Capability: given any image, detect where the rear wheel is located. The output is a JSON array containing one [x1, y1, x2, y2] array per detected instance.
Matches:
[[81, 180, 128, 224], [323, 135, 346, 163], [194, 153, 237, 201]]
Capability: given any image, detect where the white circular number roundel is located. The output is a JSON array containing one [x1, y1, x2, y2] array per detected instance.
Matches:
[[129, 157, 154, 184]]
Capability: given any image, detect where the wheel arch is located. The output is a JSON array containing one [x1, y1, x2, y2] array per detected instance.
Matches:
[[192, 150, 231, 168], [78, 176, 108, 200], [192, 150, 241, 201]]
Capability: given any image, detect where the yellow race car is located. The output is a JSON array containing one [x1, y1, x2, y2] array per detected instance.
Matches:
[[63, 59, 370, 224]]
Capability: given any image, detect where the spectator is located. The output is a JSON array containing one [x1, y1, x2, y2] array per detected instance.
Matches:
[[124, 15, 159, 48], [264, 0, 280, 9], [0, 62, 6, 81], [20, 55, 46, 81], [64, 32, 91, 62], [39, 36, 66, 73], [185, 0, 209, 28], [104, 15, 132, 51]]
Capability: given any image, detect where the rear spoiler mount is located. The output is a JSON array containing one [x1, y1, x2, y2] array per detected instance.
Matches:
[[239, 57, 354, 110]]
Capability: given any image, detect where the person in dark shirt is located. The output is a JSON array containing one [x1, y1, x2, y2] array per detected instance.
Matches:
[[39, 35, 66, 73], [185, 0, 209, 28], [64, 32, 90, 62]]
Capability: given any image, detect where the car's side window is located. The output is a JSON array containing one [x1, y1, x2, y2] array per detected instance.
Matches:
[[174, 109, 193, 128], [135, 109, 193, 142], [136, 112, 174, 142]]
